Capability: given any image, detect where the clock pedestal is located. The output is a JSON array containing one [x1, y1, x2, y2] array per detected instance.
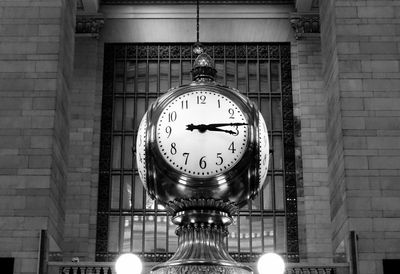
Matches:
[[151, 201, 252, 274]]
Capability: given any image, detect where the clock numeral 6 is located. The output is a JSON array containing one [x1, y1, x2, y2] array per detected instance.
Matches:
[[168, 111, 177, 122], [199, 156, 207, 169], [216, 153, 223, 166], [170, 142, 177, 155]]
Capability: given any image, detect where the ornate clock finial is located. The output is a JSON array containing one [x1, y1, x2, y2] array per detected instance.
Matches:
[[191, 52, 217, 81]]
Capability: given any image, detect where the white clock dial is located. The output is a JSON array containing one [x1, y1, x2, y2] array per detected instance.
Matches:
[[136, 115, 147, 184], [259, 113, 270, 185], [156, 91, 248, 177]]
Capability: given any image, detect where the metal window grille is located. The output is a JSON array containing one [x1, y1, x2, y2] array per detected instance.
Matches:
[[96, 43, 299, 263]]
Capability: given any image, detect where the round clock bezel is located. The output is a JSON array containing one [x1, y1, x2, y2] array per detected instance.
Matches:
[[146, 83, 258, 188]]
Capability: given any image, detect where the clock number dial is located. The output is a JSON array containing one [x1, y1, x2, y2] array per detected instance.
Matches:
[[197, 95, 206, 104], [183, 152, 189, 165], [228, 108, 235, 119], [199, 156, 207, 169], [168, 111, 177, 122], [216, 153, 223, 166], [165, 126, 172, 138], [157, 91, 248, 177], [170, 142, 177, 155], [228, 142, 236, 153], [181, 100, 188, 109]]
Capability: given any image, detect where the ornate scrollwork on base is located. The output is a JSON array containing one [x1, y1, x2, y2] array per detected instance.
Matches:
[[151, 265, 251, 274], [166, 198, 239, 216]]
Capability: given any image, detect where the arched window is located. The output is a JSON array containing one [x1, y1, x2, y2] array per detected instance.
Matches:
[[96, 43, 299, 263]]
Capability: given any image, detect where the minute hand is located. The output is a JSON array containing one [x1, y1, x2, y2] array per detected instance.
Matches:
[[206, 122, 248, 128]]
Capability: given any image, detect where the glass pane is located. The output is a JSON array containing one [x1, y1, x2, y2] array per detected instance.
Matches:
[[228, 216, 239, 253], [251, 192, 261, 210], [125, 98, 134, 131], [112, 136, 121, 169], [171, 61, 180, 87], [133, 176, 144, 209], [251, 216, 262, 253], [156, 215, 167, 252], [260, 98, 271, 130], [113, 98, 123, 130], [275, 217, 286, 253], [215, 61, 225, 84], [239, 216, 250, 253], [271, 62, 280, 93], [275, 176, 285, 210], [226, 61, 235, 88], [108, 216, 120, 252], [272, 98, 282, 130], [111, 176, 120, 209], [137, 62, 146, 93], [144, 215, 155, 252], [160, 61, 169, 92], [273, 136, 283, 170], [132, 215, 143, 252], [168, 216, 178, 253], [260, 61, 269, 93], [237, 61, 247, 93], [248, 61, 258, 93], [126, 61, 135, 93], [122, 216, 131, 252], [115, 61, 124, 93], [136, 98, 146, 126], [263, 217, 274, 252], [124, 135, 133, 169], [263, 176, 272, 210], [149, 62, 158, 93], [122, 176, 132, 210], [182, 61, 192, 84]]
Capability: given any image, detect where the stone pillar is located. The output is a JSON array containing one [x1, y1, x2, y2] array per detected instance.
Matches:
[[292, 35, 332, 263], [320, 1, 400, 273], [0, 0, 76, 273], [63, 36, 103, 261]]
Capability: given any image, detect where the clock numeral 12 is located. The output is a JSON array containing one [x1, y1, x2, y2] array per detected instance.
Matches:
[[197, 95, 206, 104]]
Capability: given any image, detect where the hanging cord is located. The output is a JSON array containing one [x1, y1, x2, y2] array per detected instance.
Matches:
[[196, 0, 200, 43]]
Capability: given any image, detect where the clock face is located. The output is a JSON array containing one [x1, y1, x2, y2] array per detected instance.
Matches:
[[156, 90, 249, 178], [258, 113, 270, 185], [136, 115, 147, 184]]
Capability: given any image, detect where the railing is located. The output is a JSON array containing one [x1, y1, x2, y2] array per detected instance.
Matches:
[[48, 262, 349, 274]]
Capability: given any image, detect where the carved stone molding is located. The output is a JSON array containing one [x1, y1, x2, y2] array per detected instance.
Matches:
[[75, 15, 104, 38], [101, 0, 294, 4], [290, 13, 320, 40]]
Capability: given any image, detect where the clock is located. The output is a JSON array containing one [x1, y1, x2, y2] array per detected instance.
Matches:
[[156, 90, 248, 178], [135, 52, 269, 206]]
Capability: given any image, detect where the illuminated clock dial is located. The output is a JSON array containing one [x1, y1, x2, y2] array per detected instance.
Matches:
[[156, 90, 249, 177]]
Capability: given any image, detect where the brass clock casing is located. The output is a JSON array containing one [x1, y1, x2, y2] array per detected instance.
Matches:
[[141, 81, 262, 209]]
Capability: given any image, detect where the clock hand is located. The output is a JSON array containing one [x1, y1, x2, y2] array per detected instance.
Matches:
[[206, 122, 248, 128], [205, 127, 237, 135], [185, 123, 243, 135]]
